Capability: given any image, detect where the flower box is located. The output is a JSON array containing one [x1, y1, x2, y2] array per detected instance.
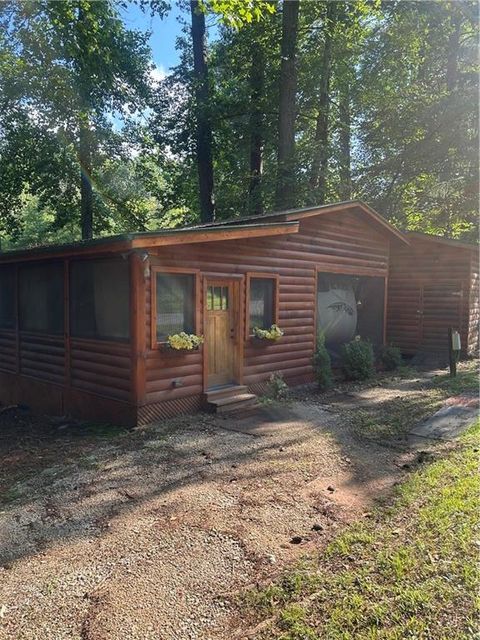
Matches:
[[161, 343, 200, 353], [251, 324, 284, 344], [163, 332, 204, 352]]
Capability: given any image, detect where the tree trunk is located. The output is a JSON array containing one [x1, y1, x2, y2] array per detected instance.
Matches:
[[190, 0, 215, 223], [248, 43, 265, 216], [79, 114, 93, 240], [309, 2, 335, 204], [78, 3, 94, 240], [275, 0, 300, 210], [338, 81, 352, 201], [446, 10, 461, 92]]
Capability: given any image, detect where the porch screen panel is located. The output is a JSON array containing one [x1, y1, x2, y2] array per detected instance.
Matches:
[[0, 266, 15, 330], [19, 262, 64, 334], [249, 278, 274, 332], [70, 258, 130, 340], [317, 273, 384, 357], [156, 273, 194, 340]]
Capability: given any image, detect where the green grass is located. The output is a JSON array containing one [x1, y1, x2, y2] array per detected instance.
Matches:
[[352, 360, 479, 441], [244, 421, 480, 640], [82, 421, 129, 439], [432, 362, 479, 396]]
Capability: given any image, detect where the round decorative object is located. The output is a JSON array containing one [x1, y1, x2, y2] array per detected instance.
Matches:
[[317, 286, 357, 345]]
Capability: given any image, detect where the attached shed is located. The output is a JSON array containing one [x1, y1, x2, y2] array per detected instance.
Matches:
[[0, 200, 407, 426], [387, 232, 479, 357]]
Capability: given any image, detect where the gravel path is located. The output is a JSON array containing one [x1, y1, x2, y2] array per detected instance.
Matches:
[[0, 379, 429, 640]]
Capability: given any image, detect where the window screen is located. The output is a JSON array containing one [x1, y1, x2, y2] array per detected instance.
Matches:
[[155, 272, 195, 340], [19, 262, 64, 334], [70, 258, 130, 340], [0, 266, 15, 330], [317, 272, 385, 358], [249, 278, 275, 332]]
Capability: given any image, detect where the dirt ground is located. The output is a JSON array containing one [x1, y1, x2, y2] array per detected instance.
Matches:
[[0, 368, 462, 640]]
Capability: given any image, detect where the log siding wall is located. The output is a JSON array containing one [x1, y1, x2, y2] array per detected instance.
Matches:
[[468, 254, 479, 356], [387, 238, 476, 356], [0, 256, 135, 424], [141, 212, 390, 414]]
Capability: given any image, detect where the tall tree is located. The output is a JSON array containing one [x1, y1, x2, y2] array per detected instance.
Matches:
[[77, 3, 94, 239], [275, 0, 300, 209], [338, 80, 352, 200], [309, 1, 336, 203], [190, 0, 215, 222], [247, 33, 265, 215], [0, 0, 151, 240], [357, 0, 478, 238]]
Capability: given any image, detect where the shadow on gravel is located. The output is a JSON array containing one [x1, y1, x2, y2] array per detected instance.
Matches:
[[0, 368, 449, 567]]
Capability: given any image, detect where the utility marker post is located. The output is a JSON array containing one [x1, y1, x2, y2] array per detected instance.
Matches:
[[448, 328, 461, 377]]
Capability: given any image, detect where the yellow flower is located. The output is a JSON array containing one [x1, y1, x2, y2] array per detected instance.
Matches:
[[167, 333, 204, 350], [253, 324, 284, 341]]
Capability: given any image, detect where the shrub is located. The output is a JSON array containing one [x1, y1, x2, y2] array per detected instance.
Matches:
[[312, 333, 333, 390], [342, 337, 374, 380], [268, 372, 289, 400], [379, 344, 403, 371]]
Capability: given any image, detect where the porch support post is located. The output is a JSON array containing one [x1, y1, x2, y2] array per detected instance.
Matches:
[[130, 250, 147, 409]]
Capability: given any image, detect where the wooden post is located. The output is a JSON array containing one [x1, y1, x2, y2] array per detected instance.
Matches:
[[64, 259, 71, 392], [448, 327, 457, 377], [130, 251, 147, 409], [14, 263, 20, 375]]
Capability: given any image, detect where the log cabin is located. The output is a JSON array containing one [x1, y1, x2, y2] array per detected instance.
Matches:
[[387, 231, 479, 358], [0, 199, 473, 427]]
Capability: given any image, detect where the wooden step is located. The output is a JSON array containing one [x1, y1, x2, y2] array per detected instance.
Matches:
[[215, 394, 258, 414], [205, 388, 258, 414], [205, 385, 248, 402]]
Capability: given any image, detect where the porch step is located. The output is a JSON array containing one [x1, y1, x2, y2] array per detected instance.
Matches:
[[205, 385, 248, 402], [204, 386, 258, 414]]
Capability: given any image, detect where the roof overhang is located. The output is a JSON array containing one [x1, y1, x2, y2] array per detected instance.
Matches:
[[195, 200, 409, 245], [0, 222, 299, 263], [281, 201, 410, 245], [404, 231, 477, 251]]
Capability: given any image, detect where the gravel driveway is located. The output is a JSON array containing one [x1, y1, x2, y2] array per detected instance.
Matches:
[[0, 383, 424, 640]]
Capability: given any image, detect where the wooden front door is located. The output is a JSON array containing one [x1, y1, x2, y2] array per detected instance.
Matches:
[[205, 280, 237, 388]]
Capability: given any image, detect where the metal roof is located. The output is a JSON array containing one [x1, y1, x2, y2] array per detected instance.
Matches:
[[404, 231, 478, 251], [0, 199, 411, 262], [0, 221, 299, 262], [187, 199, 409, 245]]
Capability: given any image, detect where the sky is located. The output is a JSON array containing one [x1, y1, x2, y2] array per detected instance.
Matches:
[[112, 2, 219, 130], [119, 2, 192, 78]]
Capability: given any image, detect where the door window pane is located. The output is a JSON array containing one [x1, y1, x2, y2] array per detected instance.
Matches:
[[249, 278, 275, 332], [0, 266, 15, 330], [222, 287, 229, 310], [156, 272, 195, 340], [70, 258, 130, 340], [19, 262, 64, 334], [207, 285, 229, 311]]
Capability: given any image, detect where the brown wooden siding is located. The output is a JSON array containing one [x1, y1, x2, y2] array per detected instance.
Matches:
[[142, 211, 390, 407], [0, 256, 134, 421], [0, 330, 16, 373], [19, 332, 65, 384], [70, 339, 132, 402], [387, 238, 474, 355], [468, 255, 479, 355]]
